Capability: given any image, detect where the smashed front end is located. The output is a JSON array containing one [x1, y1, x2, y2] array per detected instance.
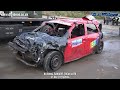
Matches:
[[9, 34, 44, 67], [8, 31, 68, 67]]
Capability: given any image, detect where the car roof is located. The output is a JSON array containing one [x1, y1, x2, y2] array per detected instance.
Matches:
[[48, 15, 99, 26]]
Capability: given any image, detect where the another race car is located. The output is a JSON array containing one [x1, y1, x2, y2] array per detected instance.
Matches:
[[9, 15, 104, 72]]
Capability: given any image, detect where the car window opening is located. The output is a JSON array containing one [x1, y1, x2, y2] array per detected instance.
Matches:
[[36, 23, 70, 37], [86, 24, 98, 34], [71, 24, 85, 38]]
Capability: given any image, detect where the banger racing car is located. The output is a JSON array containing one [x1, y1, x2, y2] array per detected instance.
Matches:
[[9, 15, 104, 72]]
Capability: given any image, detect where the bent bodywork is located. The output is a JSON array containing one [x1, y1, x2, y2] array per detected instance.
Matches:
[[9, 16, 104, 72], [9, 22, 69, 66]]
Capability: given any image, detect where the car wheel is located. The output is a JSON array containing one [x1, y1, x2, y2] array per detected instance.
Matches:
[[95, 40, 104, 54], [43, 51, 63, 72]]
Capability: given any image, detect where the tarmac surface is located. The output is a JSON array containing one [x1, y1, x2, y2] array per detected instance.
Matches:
[[0, 21, 120, 79]]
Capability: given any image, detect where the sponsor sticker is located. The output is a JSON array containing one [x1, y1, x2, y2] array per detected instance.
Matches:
[[72, 39, 82, 47], [90, 38, 99, 48], [90, 40, 96, 48]]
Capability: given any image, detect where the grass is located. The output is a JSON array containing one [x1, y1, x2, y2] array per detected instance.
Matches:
[[43, 11, 88, 17], [42, 11, 104, 19]]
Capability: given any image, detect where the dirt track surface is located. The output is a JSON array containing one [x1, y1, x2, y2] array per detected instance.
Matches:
[[0, 21, 120, 79]]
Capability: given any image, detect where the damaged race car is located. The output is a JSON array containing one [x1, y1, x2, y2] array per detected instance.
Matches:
[[9, 15, 104, 72]]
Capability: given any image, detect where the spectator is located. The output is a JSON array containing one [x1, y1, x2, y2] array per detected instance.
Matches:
[[106, 17, 109, 25], [116, 17, 119, 26], [112, 17, 116, 25], [104, 16, 106, 24]]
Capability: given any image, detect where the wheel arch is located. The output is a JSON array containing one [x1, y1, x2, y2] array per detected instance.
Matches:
[[43, 49, 64, 63]]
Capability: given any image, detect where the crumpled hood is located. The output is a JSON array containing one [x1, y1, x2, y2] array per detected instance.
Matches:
[[14, 31, 67, 49]]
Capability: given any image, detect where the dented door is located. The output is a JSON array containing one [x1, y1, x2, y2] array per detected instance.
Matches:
[[64, 36, 87, 63]]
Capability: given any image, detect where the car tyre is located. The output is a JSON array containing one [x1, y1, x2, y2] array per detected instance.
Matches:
[[95, 40, 104, 54], [43, 51, 63, 72]]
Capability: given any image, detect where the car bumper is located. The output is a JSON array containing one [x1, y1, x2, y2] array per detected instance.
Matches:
[[8, 42, 43, 67], [8, 42, 27, 54], [16, 54, 37, 67]]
